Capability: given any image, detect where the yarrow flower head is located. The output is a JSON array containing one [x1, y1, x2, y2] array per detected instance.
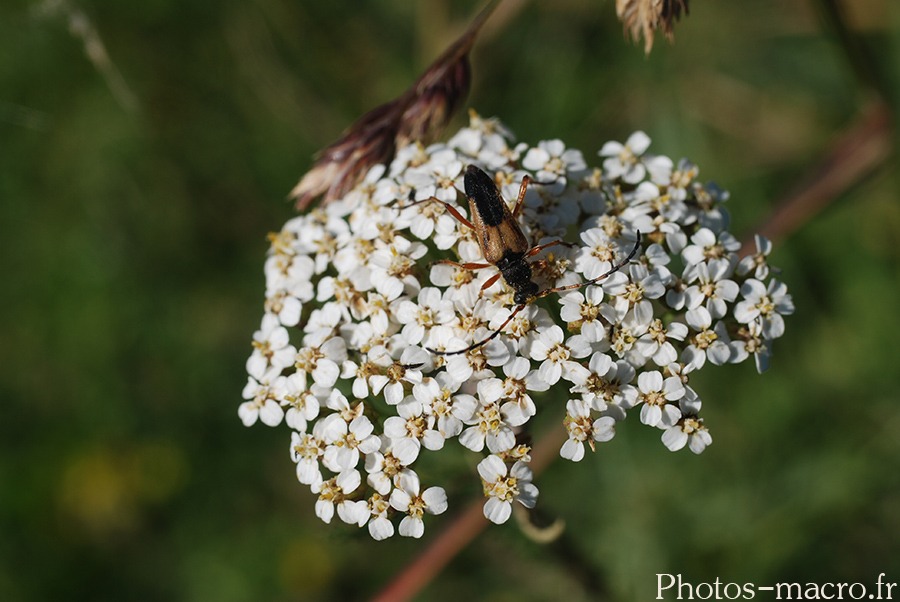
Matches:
[[240, 111, 793, 539]]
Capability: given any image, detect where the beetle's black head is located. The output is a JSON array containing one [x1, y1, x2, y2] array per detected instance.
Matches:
[[513, 282, 539, 305]]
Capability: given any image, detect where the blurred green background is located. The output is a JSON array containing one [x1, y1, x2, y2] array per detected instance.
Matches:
[[2, 0, 899, 600]]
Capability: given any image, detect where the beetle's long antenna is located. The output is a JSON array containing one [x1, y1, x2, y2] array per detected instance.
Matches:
[[427, 304, 526, 357], [535, 231, 642, 299], [425, 232, 641, 357]]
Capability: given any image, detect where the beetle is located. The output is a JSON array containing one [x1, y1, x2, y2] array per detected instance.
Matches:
[[408, 164, 641, 356]]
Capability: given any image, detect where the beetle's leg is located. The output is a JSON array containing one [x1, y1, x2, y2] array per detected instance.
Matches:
[[426, 304, 526, 356], [479, 272, 502, 293], [524, 239, 578, 259], [403, 196, 476, 231], [535, 231, 642, 299], [512, 175, 532, 218], [427, 259, 492, 271]]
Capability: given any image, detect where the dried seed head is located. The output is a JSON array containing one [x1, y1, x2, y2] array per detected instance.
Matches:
[[291, 1, 498, 211], [616, 0, 689, 54]]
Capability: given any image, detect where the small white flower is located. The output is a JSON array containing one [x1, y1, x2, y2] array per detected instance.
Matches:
[[729, 321, 773, 374], [412, 373, 478, 440], [264, 292, 303, 328], [575, 227, 630, 281], [559, 287, 607, 343], [293, 335, 348, 388], [239, 373, 285, 427], [497, 356, 547, 425], [394, 287, 456, 345], [368, 237, 427, 301], [383, 397, 431, 464], [599, 131, 652, 184], [606, 301, 654, 361], [291, 427, 326, 485], [272, 374, 324, 432], [560, 399, 616, 461], [313, 469, 368, 526], [690, 180, 731, 232], [734, 279, 794, 340], [364, 441, 408, 495], [682, 307, 733, 370], [529, 325, 592, 385], [681, 228, 740, 267], [736, 234, 773, 280], [605, 263, 666, 305], [265, 253, 316, 309], [682, 259, 739, 319], [389, 470, 448, 538], [366, 493, 395, 540], [444, 335, 511, 383], [487, 303, 553, 356], [477, 455, 538, 524], [522, 139, 587, 183], [246, 313, 297, 380], [304, 303, 345, 340], [662, 413, 712, 454], [634, 371, 685, 427], [367, 346, 425, 405], [634, 318, 689, 367], [322, 409, 382, 472], [404, 153, 464, 204], [459, 379, 518, 454], [568, 352, 638, 417]]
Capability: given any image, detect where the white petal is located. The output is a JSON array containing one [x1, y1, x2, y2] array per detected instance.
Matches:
[[477, 454, 506, 482], [336, 469, 361, 493], [598, 141, 625, 157], [338, 500, 369, 526], [391, 437, 421, 465], [368, 516, 394, 540], [689, 431, 712, 454], [296, 460, 321, 485], [398, 516, 425, 538], [662, 376, 685, 400], [315, 499, 334, 524], [708, 342, 733, 365], [238, 402, 259, 427], [662, 427, 688, 451], [538, 361, 562, 386], [422, 430, 445, 451], [312, 361, 340, 387], [422, 487, 448, 514], [259, 400, 285, 427], [640, 403, 662, 427], [592, 416, 616, 442], [483, 498, 512, 524], [560, 439, 585, 462], [626, 131, 651, 154], [486, 429, 516, 454], [638, 371, 663, 394], [516, 483, 539, 508], [459, 428, 485, 452], [686, 306, 712, 331], [389, 488, 412, 512]]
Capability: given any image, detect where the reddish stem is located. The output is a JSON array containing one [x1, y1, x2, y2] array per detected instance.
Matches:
[[741, 101, 893, 253]]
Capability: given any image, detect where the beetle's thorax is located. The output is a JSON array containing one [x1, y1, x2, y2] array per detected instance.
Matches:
[[496, 251, 538, 304]]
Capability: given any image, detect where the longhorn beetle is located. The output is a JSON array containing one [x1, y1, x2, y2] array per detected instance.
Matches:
[[409, 164, 641, 356]]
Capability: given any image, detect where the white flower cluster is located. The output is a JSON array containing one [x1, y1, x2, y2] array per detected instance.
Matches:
[[239, 112, 794, 539]]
